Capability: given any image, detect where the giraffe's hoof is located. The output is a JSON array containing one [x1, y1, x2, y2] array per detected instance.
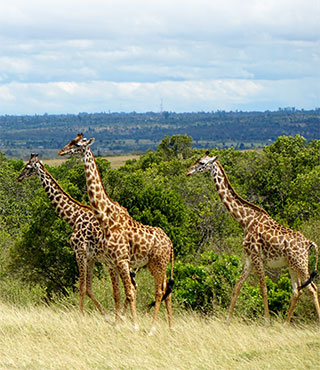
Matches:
[[120, 314, 127, 322], [103, 315, 113, 324], [148, 326, 156, 336], [133, 323, 139, 332], [114, 323, 121, 331]]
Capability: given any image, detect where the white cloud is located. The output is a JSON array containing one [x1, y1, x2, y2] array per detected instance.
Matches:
[[0, 0, 319, 113], [1, 0, 319, 41], [0, 78, 318, 115]]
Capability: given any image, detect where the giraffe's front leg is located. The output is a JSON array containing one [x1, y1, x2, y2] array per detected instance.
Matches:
[[75, 253, 87, 315], [227, 257, 251, 324], [109, 267, 121, 329], [252, 257, 270, 326], [117, 260, 138, 331], [122, 270, 138, 318]]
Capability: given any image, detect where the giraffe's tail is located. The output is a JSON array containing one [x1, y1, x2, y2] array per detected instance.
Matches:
[[130, 270, 138, 290], [298, 242, 318, 291], [161, 244, 175, 302], [312, 242, 319, 272]]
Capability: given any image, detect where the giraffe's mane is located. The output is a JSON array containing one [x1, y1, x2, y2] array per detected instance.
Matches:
[[90, 149, 130, 215], [216, 161, 269, 216], [42, 164, 93, 213]]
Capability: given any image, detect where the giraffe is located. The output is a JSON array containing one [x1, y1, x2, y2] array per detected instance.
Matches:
[[58, 133, 174, 333], [17, 153, 132, 319], [186, 151, 320, 326]]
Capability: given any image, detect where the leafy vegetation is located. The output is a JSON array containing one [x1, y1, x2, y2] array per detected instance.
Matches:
[[0, 134, 320, 323]]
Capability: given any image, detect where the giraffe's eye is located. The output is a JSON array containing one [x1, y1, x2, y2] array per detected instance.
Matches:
[[199, 161, 206, 165]]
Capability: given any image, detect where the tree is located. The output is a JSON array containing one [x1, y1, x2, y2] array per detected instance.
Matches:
[[157, 134, 193, 159], [9, 190, 77, 297]]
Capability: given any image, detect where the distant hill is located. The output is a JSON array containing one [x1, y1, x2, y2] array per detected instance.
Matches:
[[1, 109, 319, 159]]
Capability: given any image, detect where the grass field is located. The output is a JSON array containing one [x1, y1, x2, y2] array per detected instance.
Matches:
[[42, 154, 141, 169], [0, 302, 319, 370]]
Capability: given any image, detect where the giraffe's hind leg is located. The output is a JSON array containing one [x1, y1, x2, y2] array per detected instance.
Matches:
[[306, 283, 320, 326], [149, 271, 166, 335], [285, 269, 303, 325], [148, 252, 172, 334], [164, 279, 174, 329], [285, 289, 303, 325], [288, 266, 320, 326]]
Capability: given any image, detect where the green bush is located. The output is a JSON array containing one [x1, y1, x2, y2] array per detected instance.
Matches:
[[9, 191, 77, 297], [173, 252, 242, 313], [0, 276, 47, 306], [173, 251, 294, 320]]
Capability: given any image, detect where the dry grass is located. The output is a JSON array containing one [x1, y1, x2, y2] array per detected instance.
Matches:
[[42, 155, 140, 169], [0, 302, 319, 370]]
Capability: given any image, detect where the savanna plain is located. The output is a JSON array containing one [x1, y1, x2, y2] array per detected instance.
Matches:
[[2, 142, 320, 370], [0, 301, 319, 370]]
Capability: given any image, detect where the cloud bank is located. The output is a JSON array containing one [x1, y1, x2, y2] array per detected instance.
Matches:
[[0, 0, 319, 114]]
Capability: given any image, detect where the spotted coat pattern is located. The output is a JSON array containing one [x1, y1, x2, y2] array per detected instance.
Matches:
[[59, 134, 174, 332], [17, 153, 124, 316], [186, 152, 320, 326]]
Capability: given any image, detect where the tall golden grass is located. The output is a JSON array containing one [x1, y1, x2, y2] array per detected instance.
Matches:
[[0, 301, 319, 370]]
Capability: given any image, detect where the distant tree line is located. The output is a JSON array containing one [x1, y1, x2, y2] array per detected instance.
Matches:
[[0, 109, 319, 158]]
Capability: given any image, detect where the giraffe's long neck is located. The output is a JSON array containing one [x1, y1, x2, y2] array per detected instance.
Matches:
[[82, 147, 121, 232], [37, 164, 87, 228], [211, 162, 267, 229]]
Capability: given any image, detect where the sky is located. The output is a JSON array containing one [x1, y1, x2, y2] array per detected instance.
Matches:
[[0, 0, 319, 115]]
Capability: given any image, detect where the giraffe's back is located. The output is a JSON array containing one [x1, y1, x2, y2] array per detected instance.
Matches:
[[122, 217, 173, 269], [250, 216, 313, 268]]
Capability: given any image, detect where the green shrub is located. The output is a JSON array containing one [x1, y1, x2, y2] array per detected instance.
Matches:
[[173, 252, 296, 320], [0, 276, 47, 306], [173, 252, 242, 313]]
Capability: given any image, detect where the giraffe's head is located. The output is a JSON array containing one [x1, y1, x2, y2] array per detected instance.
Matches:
[[17, 153, 41, 182], [58, 133, 95, 157], [185, 151, 218, 176]]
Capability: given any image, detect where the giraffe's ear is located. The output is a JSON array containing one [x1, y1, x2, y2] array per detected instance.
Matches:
[[208, 155, 218, 163], [87, 138, 95, 147]]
